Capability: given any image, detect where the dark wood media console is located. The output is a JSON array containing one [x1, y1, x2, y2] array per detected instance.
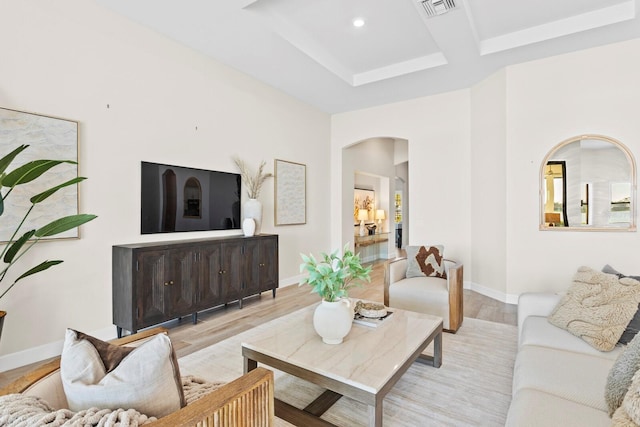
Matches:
[[112, 234, 278, 337]]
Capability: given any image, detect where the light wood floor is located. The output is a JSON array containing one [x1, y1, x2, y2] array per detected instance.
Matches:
[[0, 259, 517, 387]]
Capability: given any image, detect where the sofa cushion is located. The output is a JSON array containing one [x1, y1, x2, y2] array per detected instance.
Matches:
[[519, 316, 622, 360], [548, 266, 640, 351], [60, 329, 185, 417], [506, 388, 611, 427], [606, 332, 640, 416], [405, 245, 447, 279], [513, 344, 613, 411]]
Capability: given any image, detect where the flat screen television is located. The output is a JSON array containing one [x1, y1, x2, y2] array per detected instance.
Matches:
[[141, 161, 241, 234]]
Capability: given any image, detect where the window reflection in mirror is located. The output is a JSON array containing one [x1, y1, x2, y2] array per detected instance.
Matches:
[[540, 135, 636, 231], [543, 161, 567, 227]]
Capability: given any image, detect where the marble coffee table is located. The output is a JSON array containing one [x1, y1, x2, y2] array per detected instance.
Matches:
[[242, 302, 443, 427]]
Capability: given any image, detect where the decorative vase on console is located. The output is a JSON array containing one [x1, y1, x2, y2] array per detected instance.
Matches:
[[244, 199, 262, 235], [242, 217, 256, 237], [233, 157, 273, 236], [299, 244, 372, 344]]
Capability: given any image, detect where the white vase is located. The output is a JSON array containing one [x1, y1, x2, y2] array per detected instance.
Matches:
[[313, 298, 353, 344], [242, 218, 256, 237], [244, 199, 263, 235]]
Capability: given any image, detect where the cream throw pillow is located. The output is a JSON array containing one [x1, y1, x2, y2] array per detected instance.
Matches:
[[548, 266, 640, 352], [61, 329, 185, 418]]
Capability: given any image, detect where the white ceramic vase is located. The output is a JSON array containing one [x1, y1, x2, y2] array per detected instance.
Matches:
[[244, 199, 263, 235], [313, 298, 353, 344], [242, 218, 256, 237]]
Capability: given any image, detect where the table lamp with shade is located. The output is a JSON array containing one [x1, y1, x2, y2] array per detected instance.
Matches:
[[375, 209, 386, 233], [357, 210, 368, 236]]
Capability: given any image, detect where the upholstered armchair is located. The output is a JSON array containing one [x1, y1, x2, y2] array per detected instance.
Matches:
[[384, 257, 464, 332]]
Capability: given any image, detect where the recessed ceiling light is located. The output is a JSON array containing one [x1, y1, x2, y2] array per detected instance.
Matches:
[[352, 18, 365, 28]]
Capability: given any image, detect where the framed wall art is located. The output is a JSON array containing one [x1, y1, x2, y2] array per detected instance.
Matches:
[[354, 188, 375, 225], [0, 107, 79, 241], [275, 159, 306, 225]]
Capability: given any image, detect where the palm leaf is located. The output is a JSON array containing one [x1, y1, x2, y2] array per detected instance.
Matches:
[[30, 177, 86, 204], [3, 230, 36, 263], [34, 214, 97, 237], [0, 145, 28, 176], [2, 159, 77, 188], [14, 260, 64, 283]]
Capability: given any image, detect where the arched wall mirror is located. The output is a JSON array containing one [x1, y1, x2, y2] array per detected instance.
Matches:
[[540, 134, 637, 231]]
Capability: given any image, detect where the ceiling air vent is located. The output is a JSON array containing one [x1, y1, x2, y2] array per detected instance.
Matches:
[[420, 0, 457, 17]]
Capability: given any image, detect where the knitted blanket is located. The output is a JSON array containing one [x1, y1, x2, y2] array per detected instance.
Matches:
[[0, 376, 225, 427]]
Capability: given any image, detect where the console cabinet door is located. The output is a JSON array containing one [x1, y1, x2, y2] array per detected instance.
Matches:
[[242, 236, 278, 296], [197, 244, 223, 309], [242, 239, 261, 296], [136, 250, 170, 329], [166, 248, 197, 316], [136, 248, 197, 329], [220, 241, 243, 303], [258, 236, 278, 292]]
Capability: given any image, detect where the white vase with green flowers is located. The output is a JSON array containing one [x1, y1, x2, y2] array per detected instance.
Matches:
[[299, 244, 371, 344]]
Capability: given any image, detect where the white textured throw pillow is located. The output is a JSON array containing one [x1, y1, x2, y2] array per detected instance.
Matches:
[[60, 329, 184, 418], [548, 266, 640, 351]]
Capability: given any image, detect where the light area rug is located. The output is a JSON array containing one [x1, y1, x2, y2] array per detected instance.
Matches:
[[178, 316, 517, 427]]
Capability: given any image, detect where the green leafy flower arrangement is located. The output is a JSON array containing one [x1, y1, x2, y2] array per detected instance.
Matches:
[[299, 244, 371, 302]]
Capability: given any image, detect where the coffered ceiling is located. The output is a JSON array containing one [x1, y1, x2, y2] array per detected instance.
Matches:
[[95, 0, 639, 113]]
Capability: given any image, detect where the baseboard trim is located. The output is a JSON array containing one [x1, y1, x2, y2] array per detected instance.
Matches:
[[0, 326, 115, 373], [467, 281, 519, 305], [280, 274, 303, 288]]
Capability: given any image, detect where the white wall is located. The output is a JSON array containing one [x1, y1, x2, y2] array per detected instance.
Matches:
[[505, 38, 640, 296], [470, 69, 508, 300], [0, 1, 330, 365], [331, 92, 473, 279], [333, 37, 640, 304]]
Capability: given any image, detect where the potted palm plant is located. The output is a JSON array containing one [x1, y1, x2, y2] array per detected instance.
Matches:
[[0, 144, 97, 342], [299, 244, 371, 344]]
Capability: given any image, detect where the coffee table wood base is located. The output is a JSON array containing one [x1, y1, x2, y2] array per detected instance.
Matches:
[[275, 399, 335, 427]]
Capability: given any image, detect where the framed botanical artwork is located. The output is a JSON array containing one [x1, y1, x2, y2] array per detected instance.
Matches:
[[0, 107, 79, 241], [275, 159, 306, 225], [354, 188, 375, 225]]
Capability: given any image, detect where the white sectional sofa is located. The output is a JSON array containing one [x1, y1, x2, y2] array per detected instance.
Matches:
[[506, 292, 625, 426]]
